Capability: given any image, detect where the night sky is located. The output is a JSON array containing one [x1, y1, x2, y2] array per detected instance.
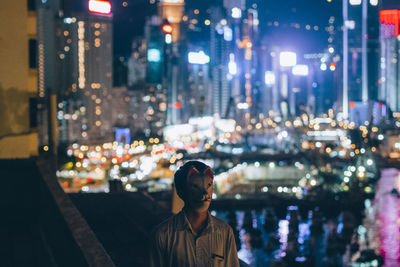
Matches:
[[112, 0, 398, 57]]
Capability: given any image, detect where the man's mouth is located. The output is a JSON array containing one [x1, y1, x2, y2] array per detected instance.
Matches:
[[195, 198, 211, 203]]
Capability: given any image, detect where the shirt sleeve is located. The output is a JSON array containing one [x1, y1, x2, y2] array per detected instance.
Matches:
[[149, 230, 166, 267], [225, 227, 240, 267]]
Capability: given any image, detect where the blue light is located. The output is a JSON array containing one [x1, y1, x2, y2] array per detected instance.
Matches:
[[64, 18, 73, 24], [224, 27, 233, 41], [188, 51, 210, 64], [231, 7, 242, 19], [147, 49, 161, 62]]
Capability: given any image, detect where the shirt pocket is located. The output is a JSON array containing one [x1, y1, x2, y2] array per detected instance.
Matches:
[[211, 253, 225, 267]]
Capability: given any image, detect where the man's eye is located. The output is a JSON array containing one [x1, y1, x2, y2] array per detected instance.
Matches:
[[208, 183, 213, 187]]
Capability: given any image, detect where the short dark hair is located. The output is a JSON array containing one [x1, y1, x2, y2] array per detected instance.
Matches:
[[174, 160, 212, 200]]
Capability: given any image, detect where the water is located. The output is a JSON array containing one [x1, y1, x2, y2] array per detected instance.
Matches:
[[213, 206, 359, 267]]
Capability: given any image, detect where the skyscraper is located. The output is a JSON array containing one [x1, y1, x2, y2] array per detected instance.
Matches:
[[210, 7, 230, 118], [57, 0, 113, 145], [379, 9, 400, 115], [342, 0, 380, 118]]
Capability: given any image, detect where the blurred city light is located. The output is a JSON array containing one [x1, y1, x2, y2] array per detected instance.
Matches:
[[369, 0, 378, 6], [349, 0, 362, 5], [345, 20, 356, 30], [231, 7, 242, 19], [165, 33, 172, 44], [228, 54, 237, 75], [223, 27, 233, 41], [237, 103, 249, 109], [188, 51, 210, 64], [147, 48, 161, 62], [292, 65, 309, 76], [162, 24, 173, 34], [280, 52, 297, 67], [265, 71, 276, 85], [88, 0, 112, 15], [320, 63, 327, 71]]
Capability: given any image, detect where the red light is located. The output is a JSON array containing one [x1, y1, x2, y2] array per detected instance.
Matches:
[[88, 0, 112, 15], [379, 102, 383, 108], [162, 24, 173, 34], [174, 102, 182, 108], [349, 101, 355, 108], [379, 10, 400, 37]]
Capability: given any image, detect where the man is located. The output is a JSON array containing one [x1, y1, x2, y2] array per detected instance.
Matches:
[[149, 160, 240, 266]]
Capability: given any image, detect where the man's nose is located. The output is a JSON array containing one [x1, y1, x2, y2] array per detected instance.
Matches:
[[200, 188, 208, 196]]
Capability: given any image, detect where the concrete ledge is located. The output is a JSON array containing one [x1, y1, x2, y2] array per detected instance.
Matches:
[[36, 157, 115, 267]]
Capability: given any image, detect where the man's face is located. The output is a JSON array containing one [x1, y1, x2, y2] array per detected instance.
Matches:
[[184, 167, 214, 213]]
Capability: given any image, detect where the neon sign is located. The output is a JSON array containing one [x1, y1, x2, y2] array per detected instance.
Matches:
[[379, 10, 400, 37]]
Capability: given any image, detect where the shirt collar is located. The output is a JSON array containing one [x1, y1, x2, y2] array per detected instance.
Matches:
[[178, 210, 214, 235]]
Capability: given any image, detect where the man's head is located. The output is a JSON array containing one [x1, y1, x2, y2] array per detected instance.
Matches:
[[174, 161, 214, 212]]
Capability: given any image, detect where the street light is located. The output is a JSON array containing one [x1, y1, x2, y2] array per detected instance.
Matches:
[[88, 0, 112, 15], [292, 65, 309, 76], [280, 52, 297, 67], [188, 51, 210, 64], [265, 71, 275, 85]]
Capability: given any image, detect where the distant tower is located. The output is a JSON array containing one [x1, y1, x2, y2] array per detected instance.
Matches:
[[210, 7, 230, 117], [343, 0, 380, 118], [57, 0, 113, 145], [158, 0, 185, 42], [379, 9, 400, 115]]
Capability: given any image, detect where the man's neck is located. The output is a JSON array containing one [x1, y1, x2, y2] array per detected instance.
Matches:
[[184, 208, 208, 235]]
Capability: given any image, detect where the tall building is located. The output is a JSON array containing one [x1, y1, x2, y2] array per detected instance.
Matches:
[[342, 0, 380, 118], [379, 9, 400, 114], [56, 0, 113, 145], [155, 1, 185, 125], [0, 0, 39, 158], [186, 56, 212, 117], [210, 7, 230, 118], [127, 39, 147, 87], [36, 0, 61, 149]]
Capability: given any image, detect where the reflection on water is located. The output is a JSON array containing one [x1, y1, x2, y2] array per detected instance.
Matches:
[[213, 205, 364, 267]]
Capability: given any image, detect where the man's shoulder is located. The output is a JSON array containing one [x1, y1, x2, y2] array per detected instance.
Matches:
[[210, 215, 233, 233], [152, 213, 180, 237]]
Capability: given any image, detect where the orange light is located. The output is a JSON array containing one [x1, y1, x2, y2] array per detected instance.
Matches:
[[349, 101, 355, 108], [162, 24, 173, 34], [174, 102, 182, 108], [88, 0, 112, 15]]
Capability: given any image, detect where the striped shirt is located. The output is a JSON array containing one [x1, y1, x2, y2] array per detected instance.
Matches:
[[149, 210, 240, 267]]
